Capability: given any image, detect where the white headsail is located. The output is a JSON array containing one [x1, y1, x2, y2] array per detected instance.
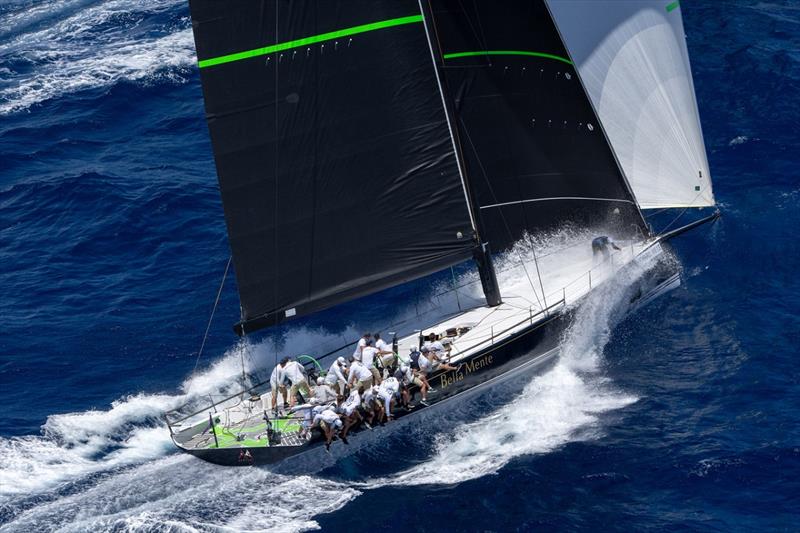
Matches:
[[547, 0, 714, 209]]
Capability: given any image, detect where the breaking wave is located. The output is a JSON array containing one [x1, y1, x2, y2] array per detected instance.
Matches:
[[0, 0, 194, 115]]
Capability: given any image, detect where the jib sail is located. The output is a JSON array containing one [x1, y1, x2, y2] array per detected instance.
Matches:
[[546, 0, 715, 209]]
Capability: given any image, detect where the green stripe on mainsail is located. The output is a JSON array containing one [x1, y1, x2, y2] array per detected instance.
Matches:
[[198, 14, 423, 69], [443, 50, 573, 66], [666, 1, 680, 13]]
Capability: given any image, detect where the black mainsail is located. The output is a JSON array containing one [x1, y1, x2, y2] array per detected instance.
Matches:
[[422, 0, 648, 251], [190, 1, 482, 334]]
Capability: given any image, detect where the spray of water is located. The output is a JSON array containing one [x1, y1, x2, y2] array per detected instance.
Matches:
[[360, 243, 665, 487], [0, 227, 671, 530]]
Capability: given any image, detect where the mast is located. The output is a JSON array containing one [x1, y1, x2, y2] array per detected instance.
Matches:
[[418, 0, 502, 308]]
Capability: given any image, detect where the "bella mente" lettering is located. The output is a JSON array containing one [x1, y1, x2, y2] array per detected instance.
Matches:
[[439, 354, 494, 389]]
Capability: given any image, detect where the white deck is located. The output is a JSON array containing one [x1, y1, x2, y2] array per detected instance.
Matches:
[[394, 237, 664, 365]]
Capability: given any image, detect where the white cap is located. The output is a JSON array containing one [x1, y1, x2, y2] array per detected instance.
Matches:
[[316, 377, 324, 385], [337, 356, 346, 364], [400, 365, 409, 373]]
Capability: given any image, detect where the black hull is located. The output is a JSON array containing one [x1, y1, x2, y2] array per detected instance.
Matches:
[[178, 259, 678, 467]]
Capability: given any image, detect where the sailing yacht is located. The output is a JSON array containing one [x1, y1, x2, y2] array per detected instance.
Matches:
[[167, 0, 719, 466]]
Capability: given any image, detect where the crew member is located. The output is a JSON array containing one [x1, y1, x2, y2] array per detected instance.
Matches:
[[361, 384, 382, 428], [360, 338, 382, 385], [268, 364, 288, 414], [377, 376, 402, 422], [311, 408, 343, 451], [347, 359, 374, 390], [278, 357, 311, 409], [374, 333, 397, 371], [394, 364, 420, 408], [339, 387, 363, 441], [324, 356, 349, 394], [592, 235, 621, 262], [352, 332, 371, 362], [313, 377, 337, 404]]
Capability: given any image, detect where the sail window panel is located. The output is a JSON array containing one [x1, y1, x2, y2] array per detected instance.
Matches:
[[433, 0, 644, 251], [546, 0, 714, 209], [190, 0, 475, 331]]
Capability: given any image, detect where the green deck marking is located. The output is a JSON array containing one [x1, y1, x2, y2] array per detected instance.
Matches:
[[443, 50, 573, 66], [198, 14, 423, 69], [207, 418, 302, 448], [666, 1, 680, 13]]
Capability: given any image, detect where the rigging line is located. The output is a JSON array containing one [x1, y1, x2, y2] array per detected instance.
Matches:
[[511, 171, 548, 311], [657, 187, 710, 236], [644, 207, 672, 218], [192, 256, 232, 375], [471, 0, 490, 58], [455, 0, 488, 62], [273, 0, 280, 370], [457, 117, 544, 311]]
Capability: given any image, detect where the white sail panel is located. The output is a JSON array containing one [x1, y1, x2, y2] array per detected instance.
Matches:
[[546, 0, 714, 209]]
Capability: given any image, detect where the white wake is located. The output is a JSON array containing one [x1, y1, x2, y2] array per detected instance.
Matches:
[[0, 232, 668, 531]]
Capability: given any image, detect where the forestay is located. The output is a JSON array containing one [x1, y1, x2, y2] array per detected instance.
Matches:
[[547, 0, 715, 209]]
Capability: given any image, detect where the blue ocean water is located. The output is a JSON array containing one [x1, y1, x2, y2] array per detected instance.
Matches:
[[0, 0, 798, 531]]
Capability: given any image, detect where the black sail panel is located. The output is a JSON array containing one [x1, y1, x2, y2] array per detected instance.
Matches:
[[428, 0, 647, 251], [189, 1, 476, 334]]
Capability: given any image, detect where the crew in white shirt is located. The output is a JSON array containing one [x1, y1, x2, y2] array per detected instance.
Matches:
[[268, 364, 288, 413], [313, 377, 337, 404], [360, 339, 382, 385], [374, 333, 397, 371], [352, 332, 371, 362], [377, 376, 401, 422], [361, 385, 382, 428], [420, 345, 457, 372], [347, 360, 373, 390], [324, 356, 348, 394], [339, 387, 362, 442], [278, 358, 312, 409], [311, 407, 342, 450]]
